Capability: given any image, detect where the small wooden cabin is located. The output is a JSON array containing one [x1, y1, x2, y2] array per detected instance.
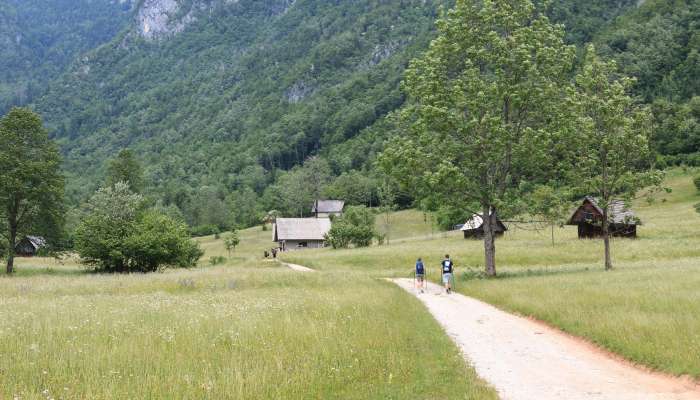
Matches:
[[461, 213, 507, 239], [312, 200, 345, 218], [567, 197, 639, 239], [15, 236, 46, 257], [273, 218, 332, 251]]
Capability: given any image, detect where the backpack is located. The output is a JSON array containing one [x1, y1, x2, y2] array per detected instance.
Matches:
[[416, 262, 424, 274], [442, 260, 452, 273]]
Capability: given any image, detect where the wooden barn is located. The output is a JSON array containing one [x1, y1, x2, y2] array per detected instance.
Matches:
[[14, 236, 46, 257], [567, 197, 639, 239], [273, 218, 332, 251], [461, 213, 507, 239], [312, 200, 345, 218]]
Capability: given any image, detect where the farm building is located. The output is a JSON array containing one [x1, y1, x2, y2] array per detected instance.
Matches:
[[461, 213, 507, 239], [312, 200, 345, 218], [567, 197, 639, 239], [273, 218, 332, 250], [14, 236, 46, 257]]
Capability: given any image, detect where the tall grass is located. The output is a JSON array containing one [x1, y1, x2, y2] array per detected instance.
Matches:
[[0, 236, 495, 398], [288, 169, 700, 379]]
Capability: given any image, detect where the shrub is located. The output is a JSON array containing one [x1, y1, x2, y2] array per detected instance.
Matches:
[[209, 256, 227, 266], [694, 176, 700, 192], [75, 184, 203, 273], [325, 224, 352, 249], [124, 211, 203, 272], [325, 206, 377, 249], [224, 231, 240, 256]]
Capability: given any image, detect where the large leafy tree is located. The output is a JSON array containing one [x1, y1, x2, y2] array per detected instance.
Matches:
[[571, 45, 663, 270], [382, 0, 576, 276], [0, 107, 64, 274]]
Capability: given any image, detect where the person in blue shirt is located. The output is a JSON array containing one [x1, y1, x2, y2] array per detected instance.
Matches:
[[415, 258, 425, 293], [441, 254, 454, 294]]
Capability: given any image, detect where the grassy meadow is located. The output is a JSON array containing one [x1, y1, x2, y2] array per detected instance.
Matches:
[[0, 227, 496, 399], [287, 169, 700, 379], [2, 168, 699, 399]]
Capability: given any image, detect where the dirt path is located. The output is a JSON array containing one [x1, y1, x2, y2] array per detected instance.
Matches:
[[279, 261, 315, 272], [393, 278, 700, 400]]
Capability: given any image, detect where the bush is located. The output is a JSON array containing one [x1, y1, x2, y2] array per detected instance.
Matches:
[[75, 184, 203, 273], [325, 224, 353, 249], [124, 211, 203, 272], [209, 256, 227, 266], [694, 176, 700, 192], [325, 206, 377, 249]]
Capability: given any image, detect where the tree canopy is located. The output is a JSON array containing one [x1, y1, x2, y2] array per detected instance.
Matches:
[[570, 45, 663, 269], [0, 107, 64, 273], [75, 182, 202, 273], [105, 149, 145, 193], [382, 0, 576, 276]]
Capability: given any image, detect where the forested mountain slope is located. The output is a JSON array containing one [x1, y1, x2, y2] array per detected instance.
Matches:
[[0, 0, 133, 113], [33, 0, 643, 202], [36, 0, 448, 203], [595, 0, 700, 158], [5, 0, 697, 228]]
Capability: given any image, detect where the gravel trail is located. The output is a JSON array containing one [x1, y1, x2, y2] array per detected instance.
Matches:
[[393, 278, 700, 400], [280, 261, 315, 272]]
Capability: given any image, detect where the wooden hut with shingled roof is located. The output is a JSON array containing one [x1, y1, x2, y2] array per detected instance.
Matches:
[[567, 196, 640, 239]]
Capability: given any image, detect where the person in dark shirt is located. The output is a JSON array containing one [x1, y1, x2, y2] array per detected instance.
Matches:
[[415, 258, 425, 293], [441, 254, 454, 294]]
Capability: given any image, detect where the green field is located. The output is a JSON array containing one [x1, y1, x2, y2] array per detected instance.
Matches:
[[287, 169, 700, 379], [0, 230, 496, 399], [2, 169, 699, 398]]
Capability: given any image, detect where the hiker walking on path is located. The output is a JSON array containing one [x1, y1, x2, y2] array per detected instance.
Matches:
[[415, 258, 425, 293], [441, 254, 454, 294]]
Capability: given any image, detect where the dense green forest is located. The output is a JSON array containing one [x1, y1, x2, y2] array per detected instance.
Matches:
[[596, 0, 700, 160], [0, 0, 697, 231], [0, 0, 133, 113]]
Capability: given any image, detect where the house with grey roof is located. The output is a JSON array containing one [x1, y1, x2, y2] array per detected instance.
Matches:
[[273, 218, 332, 250], [567, 197, 640, 238], [312, 200, 344, 218]]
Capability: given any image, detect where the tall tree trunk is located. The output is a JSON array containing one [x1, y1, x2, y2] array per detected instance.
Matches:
[[602, 206, 612, 270], [6, 226, 16, 274], [482, 206, 496, 277]]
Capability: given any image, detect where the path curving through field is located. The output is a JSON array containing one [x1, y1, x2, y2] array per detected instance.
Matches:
[[393, 278, 700, 400], [280, 261, 315, 272]]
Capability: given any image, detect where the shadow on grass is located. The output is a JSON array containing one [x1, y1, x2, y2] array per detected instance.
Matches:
[[10, 266, 87, 278], [458, 265, 596, 281]]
